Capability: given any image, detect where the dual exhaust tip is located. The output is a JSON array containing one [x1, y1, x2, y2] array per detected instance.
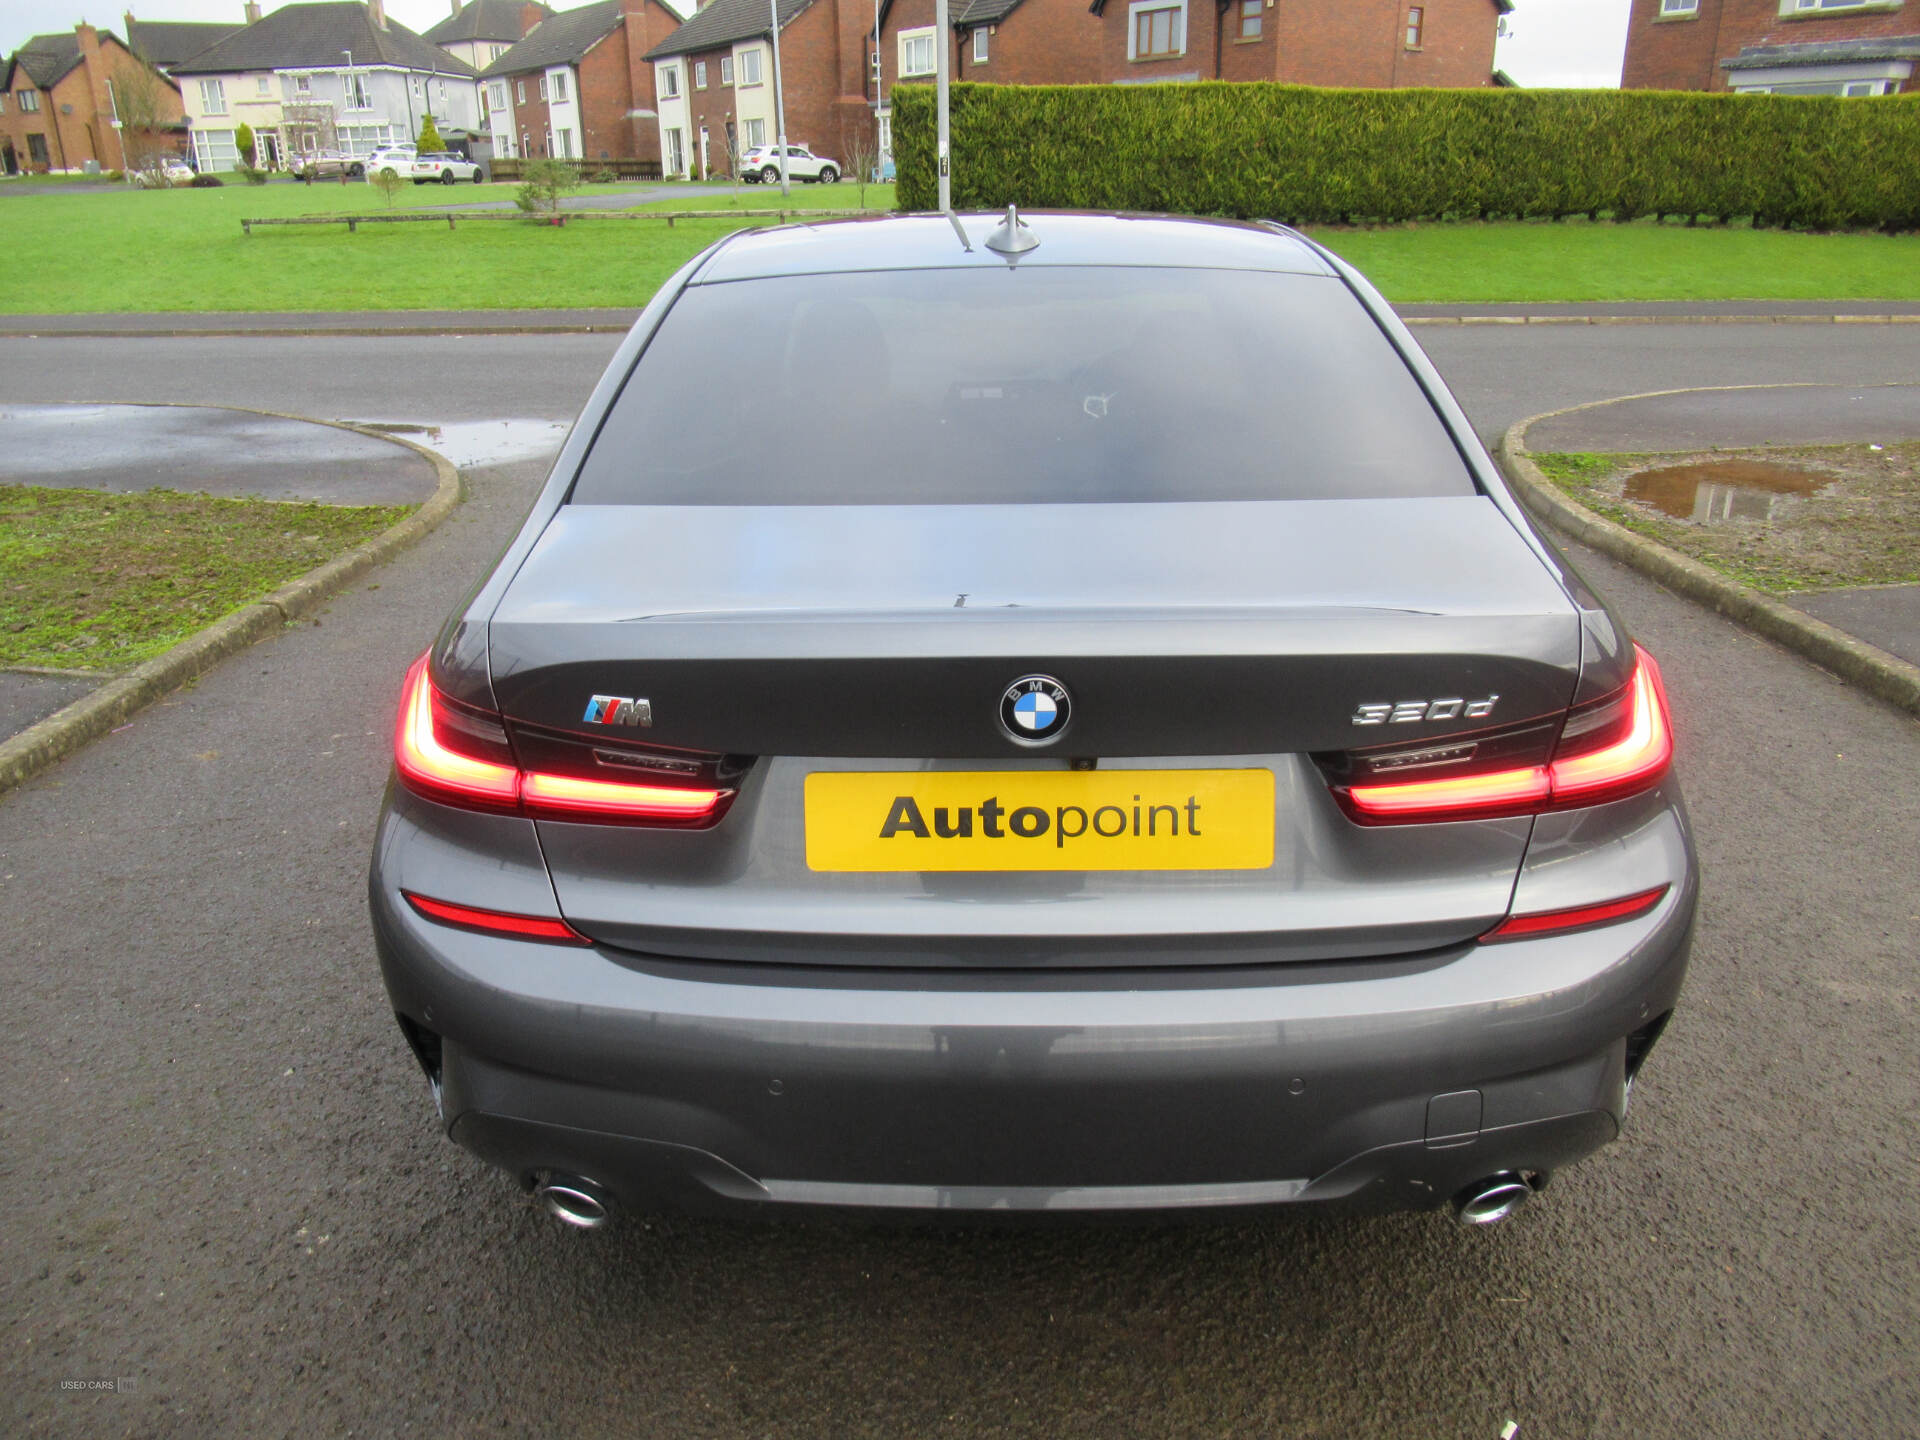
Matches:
[[535, 1170, 1540, 1230]]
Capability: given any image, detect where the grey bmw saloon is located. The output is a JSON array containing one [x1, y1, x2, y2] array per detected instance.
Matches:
[[368, 211, 1696, 1228]]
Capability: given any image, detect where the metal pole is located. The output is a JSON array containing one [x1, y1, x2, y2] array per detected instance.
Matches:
[[935, 0, 950, 213], [769, 0, 790, 197]]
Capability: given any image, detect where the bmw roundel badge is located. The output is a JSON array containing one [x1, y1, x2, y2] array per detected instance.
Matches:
[[1000, 674, 1071, 746]]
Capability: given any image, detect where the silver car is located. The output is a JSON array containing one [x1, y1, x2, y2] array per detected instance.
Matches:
[[369, 212, 1696, 1230]]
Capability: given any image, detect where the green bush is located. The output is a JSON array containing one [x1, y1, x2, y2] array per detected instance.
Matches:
[[893, 83, 1920, 231], [515, 158, 582, 214], [234, 163, 269, 185], [235, 121, 256, 168], [417, 113, 444, 153], [188, 172, 223, 188]]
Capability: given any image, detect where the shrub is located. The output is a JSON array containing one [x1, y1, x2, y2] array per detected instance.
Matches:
[[235, 121, 256, 168], [515, 158, 582, 215], [189, 172, 223, 187], [590, 166, 619, 184], [234, 163, 269, 185], [369, 168, 407, 207], [893, 83, 1920, 231], [417, 113, 444, 153]]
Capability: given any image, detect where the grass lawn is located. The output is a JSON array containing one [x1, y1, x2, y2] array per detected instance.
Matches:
[[3, 181, 1914, 312], [1309, 218, 1920, 305], [0, 484, 411, 670], [0, 179, 893, 313]]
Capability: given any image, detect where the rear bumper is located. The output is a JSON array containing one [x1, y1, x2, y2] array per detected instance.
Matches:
[[369, 805, 1696, 1217]]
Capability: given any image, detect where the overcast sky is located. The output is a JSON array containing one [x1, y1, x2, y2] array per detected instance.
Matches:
[[3, 0, 1632, 88]]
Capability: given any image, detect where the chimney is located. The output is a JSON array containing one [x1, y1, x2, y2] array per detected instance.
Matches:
[[75, 21, 101, 54], [369, 0, 388, 31], [451, 0, 462, 15], [244, 0, 261, 20]]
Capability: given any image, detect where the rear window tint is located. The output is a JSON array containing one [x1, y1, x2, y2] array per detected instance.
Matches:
[[571, 266, 1474, 505]]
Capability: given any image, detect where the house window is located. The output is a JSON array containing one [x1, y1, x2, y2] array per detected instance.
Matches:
[[1239, 0, 1261, 38], [720, 55, 734, 84], [973, 27, 989, 62], [551, 72, 568, 102], [20, 89, 41, 113], [199, 78, 226, 114], [666, 126, 684, 173], [517, 79, 526, 103], [0, 93, 7, 113], [294, 73, 311, 93], [349, 73, 371, 109], [694, 60, 707, 87], [557, 127, 573, 157], [661, 65, 679, 98], [900, 28, 936, 76], [741, 49, 763, 85], [28, 132, 51, 165], [1405, 6, 1422, 47], [1660, 0, 1698, 12], [192, 126, 238, 169], [1130, 2, 1185, 59], [1789, 0, 1880, 10], [491, 43, 506, 60], [489, 80, 508, 109], [537, 74, 548, 99], [256, 75, 272, 95], [745, 116, 766, 146]]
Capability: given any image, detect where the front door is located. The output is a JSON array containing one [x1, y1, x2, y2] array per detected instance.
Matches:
[[258, 132, 281, 169], [698, 125, 709, 178]]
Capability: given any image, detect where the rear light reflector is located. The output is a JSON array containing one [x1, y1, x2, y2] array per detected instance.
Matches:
[[393, 653, 734, 827], [403, 891, 590, 945], [1341, 644, 1673, 825], [1481, 884, 1670, 943]]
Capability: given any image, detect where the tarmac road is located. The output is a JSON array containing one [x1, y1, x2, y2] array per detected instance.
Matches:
[[2, 324, 1918, 1437]]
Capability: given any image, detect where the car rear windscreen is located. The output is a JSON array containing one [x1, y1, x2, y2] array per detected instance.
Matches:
[[570, 266, 1476, 505]]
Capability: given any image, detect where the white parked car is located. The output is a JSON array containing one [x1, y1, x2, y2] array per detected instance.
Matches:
[[364, 145, 419, 181], [131, 157, 196, 187], [410, 151, 484, 185], [741, 144, 839, 185]]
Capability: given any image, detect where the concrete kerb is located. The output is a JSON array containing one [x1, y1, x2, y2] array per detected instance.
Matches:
[[0, 405, 464, 797], [1496, 385, 1920, 721]]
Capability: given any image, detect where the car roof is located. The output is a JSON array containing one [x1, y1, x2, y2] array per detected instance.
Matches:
[[691, 212, 1339, 284]]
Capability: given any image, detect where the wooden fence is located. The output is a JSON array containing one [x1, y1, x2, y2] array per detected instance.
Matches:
[[240, 208, 884, 235]]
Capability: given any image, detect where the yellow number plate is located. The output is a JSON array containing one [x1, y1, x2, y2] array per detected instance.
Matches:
[[804, 770, 1275, 873]]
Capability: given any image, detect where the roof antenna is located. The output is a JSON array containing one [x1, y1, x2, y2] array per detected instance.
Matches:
[[984, 204, 1038, 257], [935, 0, 969, 250]]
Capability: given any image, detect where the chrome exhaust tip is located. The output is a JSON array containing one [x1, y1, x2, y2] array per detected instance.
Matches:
[[1452, 1172, 1534, 1226], [535, 1174, 612, 1230]]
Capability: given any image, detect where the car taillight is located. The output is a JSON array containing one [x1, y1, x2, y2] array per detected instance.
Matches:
[[404, 891, 591, 945], [393, 653, 734, 827], [1336, 644, 1673, 825], [1481, 884, 1670, 943]]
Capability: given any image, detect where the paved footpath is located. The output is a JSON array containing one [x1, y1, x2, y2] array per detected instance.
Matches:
[[6, 299, 1920, 339], [1532, 384, 1920, 667]]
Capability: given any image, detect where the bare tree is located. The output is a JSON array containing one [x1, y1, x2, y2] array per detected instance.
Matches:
[[112, 60, 174, 179], [840, 120, 879, 211]]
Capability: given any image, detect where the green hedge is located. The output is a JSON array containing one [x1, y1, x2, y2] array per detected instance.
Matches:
[[893, 83, 1920, 230]]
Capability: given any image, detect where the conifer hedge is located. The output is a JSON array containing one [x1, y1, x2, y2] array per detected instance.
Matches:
[[892, 83, 1920, 230]]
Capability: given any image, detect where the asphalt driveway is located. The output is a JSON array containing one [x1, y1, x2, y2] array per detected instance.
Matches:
[[2, 439, 1915, 1436]]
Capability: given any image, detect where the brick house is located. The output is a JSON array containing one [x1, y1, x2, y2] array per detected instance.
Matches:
[[876, 0, 1103, 156], [646, 0, 874, 180], [1, 23, 187, 175], [423, 0, 553, 74], [1087, 0, 1511, 88], [1622, 0, 1915, 95], [480, 0, 686, 163]]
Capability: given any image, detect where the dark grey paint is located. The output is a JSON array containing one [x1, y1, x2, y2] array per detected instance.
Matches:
[[374, 214, 1698, 1216]]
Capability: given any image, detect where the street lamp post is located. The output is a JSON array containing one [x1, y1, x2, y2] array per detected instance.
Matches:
[[768, 0, 789, 196]]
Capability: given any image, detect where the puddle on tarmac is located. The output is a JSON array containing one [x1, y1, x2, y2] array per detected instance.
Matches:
[[349, 419, 571, 469], [1625, 459, 1839, 524]]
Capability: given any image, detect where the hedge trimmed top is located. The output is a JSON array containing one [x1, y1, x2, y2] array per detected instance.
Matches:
[[893, 83, 1920, 231]]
